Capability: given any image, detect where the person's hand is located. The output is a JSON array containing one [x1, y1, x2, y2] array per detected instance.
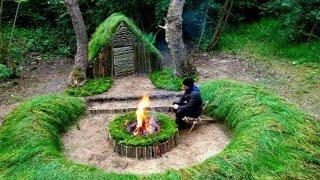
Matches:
[[172, 104, 179, 110]]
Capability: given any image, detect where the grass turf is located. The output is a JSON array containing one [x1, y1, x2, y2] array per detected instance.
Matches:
[[109, 111, 177, 146], [65, 77, 113, 97], [218, 18, 320, 65], [0, 80, 319, 179]]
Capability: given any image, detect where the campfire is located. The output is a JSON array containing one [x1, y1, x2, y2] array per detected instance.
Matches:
[[126, 95, 160, 136], [108, 95, 177, 158]]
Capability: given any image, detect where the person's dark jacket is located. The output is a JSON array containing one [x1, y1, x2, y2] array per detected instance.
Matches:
[[174, 85, 203, 117]]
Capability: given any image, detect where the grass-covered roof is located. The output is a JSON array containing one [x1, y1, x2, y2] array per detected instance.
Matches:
[[88, 13, 162, 60]]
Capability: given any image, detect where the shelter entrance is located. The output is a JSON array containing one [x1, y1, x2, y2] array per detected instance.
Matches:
[[112, 46, 135, 77]]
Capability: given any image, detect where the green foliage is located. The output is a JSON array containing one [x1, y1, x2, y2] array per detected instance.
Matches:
[[264, 0, 320, 41], [2, 25, 74, 64], [99, 0, 170, 27], [4, 0, 171, 37], [218, 18, 320, 64], [109, 111, 177, 146], [0, 64, 13, 80], [150, 68, 198, 91], [65, 77, 113, 97], [0, 81, 319, 179]]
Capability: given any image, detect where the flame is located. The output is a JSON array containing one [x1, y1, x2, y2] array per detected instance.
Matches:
[[134, 95, 150, 135], [130, 95, 160, 136]]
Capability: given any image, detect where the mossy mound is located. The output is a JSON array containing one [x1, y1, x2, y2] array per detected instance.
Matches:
[[109, 111, 177, 147], [1, 80, 319, 179], [65, 77, 113, 97]]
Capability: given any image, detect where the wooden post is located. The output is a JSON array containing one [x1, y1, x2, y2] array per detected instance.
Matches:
[[108, 133, 177, 159]]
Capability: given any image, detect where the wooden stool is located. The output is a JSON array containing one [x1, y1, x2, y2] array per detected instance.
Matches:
[[182, 101, 209, 134]]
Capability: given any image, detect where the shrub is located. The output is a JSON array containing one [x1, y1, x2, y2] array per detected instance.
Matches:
[[218, 18, 320, 64], [150, 68, 198, 91], [0, 64, 13, 81], [65, 77, 113, 97], [2, 25, 75, 64], [264, 0, 320, 42]]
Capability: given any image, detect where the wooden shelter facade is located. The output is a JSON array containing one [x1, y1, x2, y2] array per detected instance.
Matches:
[[88, 22, 162, 78]]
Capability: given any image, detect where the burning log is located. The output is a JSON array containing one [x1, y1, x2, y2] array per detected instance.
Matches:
[[126, 95, 160, 136]]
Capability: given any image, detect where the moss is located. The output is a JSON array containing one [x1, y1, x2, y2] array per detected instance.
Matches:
[[150, 68, 198, 91], [88, 13, 162, 61], [65, 77, 113, 97], [109, 111, 178, 146]]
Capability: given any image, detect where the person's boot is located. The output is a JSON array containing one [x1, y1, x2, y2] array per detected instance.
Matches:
[[176, 120, 190, 130]]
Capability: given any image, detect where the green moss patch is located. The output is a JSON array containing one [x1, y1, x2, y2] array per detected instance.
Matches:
[[65, 77, 113, 97], [109, 111, 177, 146], [150, 68, 198, 91]]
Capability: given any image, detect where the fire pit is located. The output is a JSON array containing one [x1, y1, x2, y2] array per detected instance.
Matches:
[[108, 96, 178, 159]]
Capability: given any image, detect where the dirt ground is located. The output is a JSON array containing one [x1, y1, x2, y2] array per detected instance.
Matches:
[[0, 59, 72, 119], [194, 53, 320, 119], [62, 113, 230, 174]]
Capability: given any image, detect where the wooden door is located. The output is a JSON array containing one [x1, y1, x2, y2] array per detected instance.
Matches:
[[112, 46, 135, 77]]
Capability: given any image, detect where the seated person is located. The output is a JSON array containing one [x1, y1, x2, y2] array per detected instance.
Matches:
[[172, 78, 203, 129]]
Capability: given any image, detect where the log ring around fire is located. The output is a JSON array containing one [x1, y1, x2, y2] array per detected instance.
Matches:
[[108, 111, 178, 159]]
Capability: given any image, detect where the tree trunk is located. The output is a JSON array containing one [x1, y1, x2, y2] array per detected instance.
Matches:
[[5, 1, 21, 73], [164, 0, 195, 77], [307, 22, 318, 42], [208, 0, 233, 50], [0, 0, 5, 65], [65, 0, 88, 87], [198, 3, 210, 49]]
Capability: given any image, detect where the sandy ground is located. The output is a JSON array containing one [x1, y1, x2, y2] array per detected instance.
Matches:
[[62, 113, 230, 174]]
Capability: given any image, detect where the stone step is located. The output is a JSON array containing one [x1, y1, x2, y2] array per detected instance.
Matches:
[[86, 91, 183, 103], [88, 105, 173, 115]]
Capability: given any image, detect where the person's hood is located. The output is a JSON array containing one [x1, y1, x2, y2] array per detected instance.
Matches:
[[189, 85, 200, 92]]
